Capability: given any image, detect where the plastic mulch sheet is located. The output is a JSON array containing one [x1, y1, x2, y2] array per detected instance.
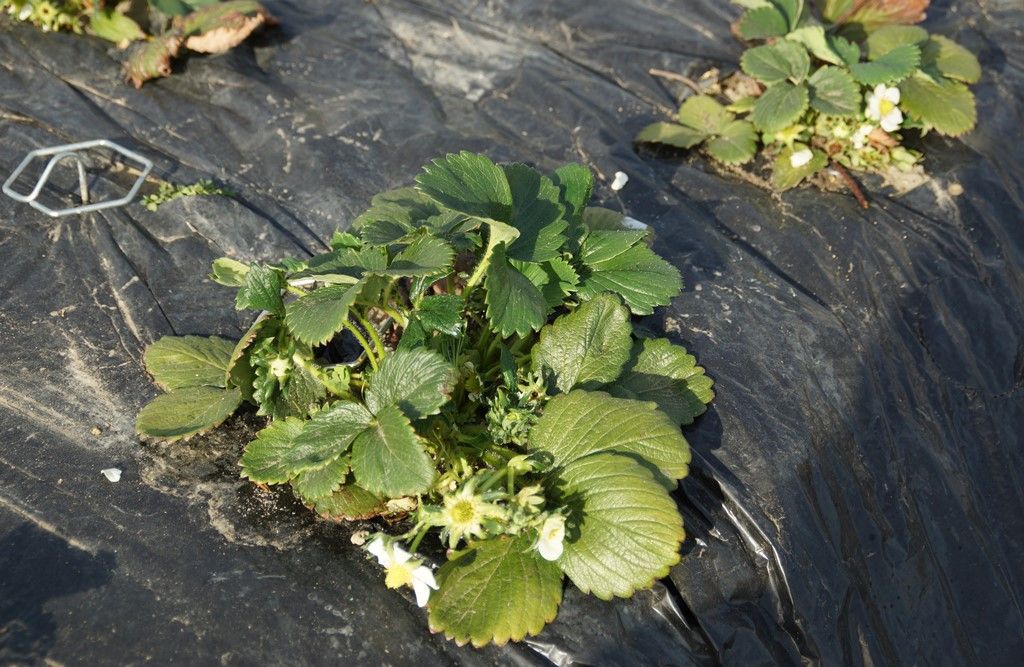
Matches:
[[2, 1, 1022, 664]]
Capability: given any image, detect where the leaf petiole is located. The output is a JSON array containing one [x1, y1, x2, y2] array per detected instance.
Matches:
[[344, 320, 379, 371]]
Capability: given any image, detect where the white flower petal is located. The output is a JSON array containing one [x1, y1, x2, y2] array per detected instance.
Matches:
[[537, 536, 564, 561], [366, 538, 390, 566], [413, 566, 438, 590], [881, 108, 903, 132], [536, 515, 566, 561], [101, 467, 121, 483], [610, 171, 629, 191], [411, 567, 438, 607], [390, 544, 413, 565], [883, 86, 901, 105]]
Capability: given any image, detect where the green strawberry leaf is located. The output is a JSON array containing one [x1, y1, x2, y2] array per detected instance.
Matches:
[[224, 313, 274, 388], [415, 151, 512, 222], [209, 257, 250, 287], [740, 41, 811, 85], [417, 294, 465, 336], [705, 120, 758, 164], [726, 96, 758, 114], [239, 417, 305, 484], [786, 25, 843, 65], [350, 404, 434, 497], [921, 35, 981, 84], [555, 453, 685, 599], [537, 257, 580, 308], [89, 9, 146, 45], [770, 0, 804, 30], [148, 0, 192, 16], [750, 81, 810, 133], [235, 264, 284, 315], [280, 360, 328, 419], [737, 6, 788, 40], [808, 66, 861, 116], [302, 479, 386, 520], [899, 72, 977, 137], [677, 95, 733, 134], [576, 231, 682, 315], [353, 187, 441, 245], [529, 390, 692, 483], [532, 293, 632, 392], [607, 338, 714, 425], [484, 245, 547, 337], [582, 207, 625, 232], [865, 25, 928, 59], [850, 44, 921, 86], [136, 386, 242, 441], [291, 455, 351, 500], [634, 122, 707, 149], [283, 282, 362, 347], [297, 246, 388, 284], [503, 164, 567, 263], [143, 335, 234, 390], [285, 401, 373, 474], [379, 235, 454, 277], [429, 533, 563, 647], [364, 348, 455, 420], [830, 35, 862, 68], [551, 163, 593, 227]]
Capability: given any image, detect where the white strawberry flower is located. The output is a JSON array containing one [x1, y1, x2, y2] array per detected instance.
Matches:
[[866, 84, 903, 132], [789, 147, 814, 168], [535, 514, 566, 561], [366, 538, 438, 607]]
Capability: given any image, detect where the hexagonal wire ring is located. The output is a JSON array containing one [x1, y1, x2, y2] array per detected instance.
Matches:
[[2, 139, 153, 218]]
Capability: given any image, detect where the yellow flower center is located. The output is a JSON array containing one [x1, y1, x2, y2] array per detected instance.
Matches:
[[879, 99, 896, 117], [450, 499, 477, 525], [384, 562, 416, 590]]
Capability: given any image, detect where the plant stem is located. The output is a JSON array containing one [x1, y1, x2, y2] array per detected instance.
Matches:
[[832, 160, 869, 209], [647, 68, 703, 95], [356, 310, 387, 358], [465, 230, 501, 291], [344, 320, 379, 370], [408, 524, 430, 553], [382, 306, 409, 328]]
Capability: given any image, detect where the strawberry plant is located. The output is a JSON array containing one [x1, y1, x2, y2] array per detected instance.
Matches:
[[136, 152, 715, 646], [0, 0, 274, 87], [637, 0, 981, 199]]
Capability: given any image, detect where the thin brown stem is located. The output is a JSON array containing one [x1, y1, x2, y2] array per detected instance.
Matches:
[[647, 68, 703, 95], [831, 161, 869, 209]]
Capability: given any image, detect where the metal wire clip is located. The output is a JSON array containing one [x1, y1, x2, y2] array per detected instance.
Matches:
[[2, 139, 153, 218]]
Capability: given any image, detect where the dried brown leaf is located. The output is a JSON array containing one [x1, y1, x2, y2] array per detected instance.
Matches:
[[178, 1, 276, 55]]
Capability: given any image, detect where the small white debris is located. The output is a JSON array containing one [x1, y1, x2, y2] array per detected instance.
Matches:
[[948, 182, 964, 196], [610, 171, 629, 191], [621, 216, 649, 231], [350, 530, 369, 546], [790, 148, 813, 168], [101, 468, 122, 483]]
